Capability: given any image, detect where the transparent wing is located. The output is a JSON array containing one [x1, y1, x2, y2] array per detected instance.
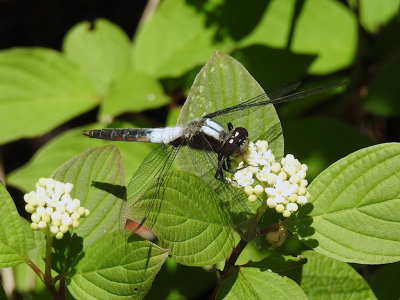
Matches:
[[124, 144, 180, 234], [204, 82, 343, 126]]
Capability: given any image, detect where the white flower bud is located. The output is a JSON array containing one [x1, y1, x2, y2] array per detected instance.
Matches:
[[66, 202, 77, 213], [84, 209, 90, 217], [42, 215, 50, 223], [78, 207, 86, 216], [289, 174, 301, 184], [36, 186, 46, 197], [72, 220, 80, 228], [248, 195, 257, 202], [45, 206, 53, 214], [61, 193, 72, 204], [253, 185, 264, 195], [52, 219, 61, 227], [36, 206, 46, 217], [266, 198, 277, 208], [55, 232, 64, 240], [45, 178, 55, 189], [279, 171, 287, 181], [267, 173, 277, 185], [282, 199, 288, 205], [244, 186, 254, 195], [64, 183, 73, 194], [275, 204, 285, 213], [59, 224, 69, 233], [36, 197, 46, 207], [54, 181, 65, 194], [62, 215, 72, 226], [38, 221, 47, 229], [45, 188, 54, 197], [282, 210, 291, 218], [287, 202, 298, 212], [31, 223, 39, 230], [288, 194, 298, 202], [297, 196, 308, 205], [301, 164, 308, 172], [56, 203, 66, 213], [38, 178, 47, 186], [25, 204, 35, 214], [298, 170, 307, 179], [31, 213, 40, 223], [50, 226, 59, 234], [298, 186, 307, 196], [300, 179, 308, 187], [271, 162, 281, 173], [71, 212, 80, 221]]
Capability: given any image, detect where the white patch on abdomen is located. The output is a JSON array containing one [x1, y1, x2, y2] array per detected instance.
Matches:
[[149, 127, 183, 144]]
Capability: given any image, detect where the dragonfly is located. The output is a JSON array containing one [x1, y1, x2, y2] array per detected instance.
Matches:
[[83, 82, 343, 241]]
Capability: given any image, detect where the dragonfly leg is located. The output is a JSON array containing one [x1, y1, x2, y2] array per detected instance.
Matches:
[[227, 121, 234, 131]]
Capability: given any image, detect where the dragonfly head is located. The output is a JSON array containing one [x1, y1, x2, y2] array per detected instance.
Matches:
[[223, 127, 249, 156]]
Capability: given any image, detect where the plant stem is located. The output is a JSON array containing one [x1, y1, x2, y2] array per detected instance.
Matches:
[[42, 234, 60, 300]]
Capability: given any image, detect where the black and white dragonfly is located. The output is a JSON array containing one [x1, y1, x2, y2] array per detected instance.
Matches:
[[83, 82, 342, 240]]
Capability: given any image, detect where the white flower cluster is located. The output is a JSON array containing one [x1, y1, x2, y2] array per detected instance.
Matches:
[[24, 178, 90, 240], [229, 140, 310, 218]]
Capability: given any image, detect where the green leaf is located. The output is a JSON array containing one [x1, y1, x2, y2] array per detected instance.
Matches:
[[363, 57, 400, 117], [0, 184, 27, 267], [7, 125, 153, 193], [0, 48, 97, 144], [132, 0, 233, 78], [300, 251, 377, 299], [51, 146, 125, 248], [291, 0, 357, 74], [217, 267, 307, 300], [100, 69, 169, 122], [127, 171, 237, 266], [359, 0, 400, 33], [63, 19, 132, 96], [177, 51, 284, 175], [283, 117, 373, 180], [68, 231, 168, 300], [298, 143, 400, 264], [238, 0, 296, 49]]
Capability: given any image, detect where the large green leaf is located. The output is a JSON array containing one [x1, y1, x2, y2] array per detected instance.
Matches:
[[291, 0, 357, 74], [359, 0, 400, 33], [52, 146, 126, 248], [217, 267, 307, 300], [0, 184, 27, 267], [100, 69, 169, 122], [132, 0, 233, 78], [297, 143, 400, 264], [300, 251, 376, 299], [238, 0, 295, 49], [7, 125, 153, 193], [177, 51, 284, 175], [127, 171, 237, 266], [63, 19, 131, 96], [68, 231, 168, 300], [0, 48, 97, 144]]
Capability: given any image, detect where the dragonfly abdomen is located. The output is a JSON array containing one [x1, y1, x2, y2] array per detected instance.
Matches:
[[82, 127, 183, 144]]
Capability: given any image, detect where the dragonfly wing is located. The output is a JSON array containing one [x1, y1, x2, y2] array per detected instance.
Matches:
[[179, 134, 260, 243], [124, 144, 180, 235], [204, 82, 343, 127]]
